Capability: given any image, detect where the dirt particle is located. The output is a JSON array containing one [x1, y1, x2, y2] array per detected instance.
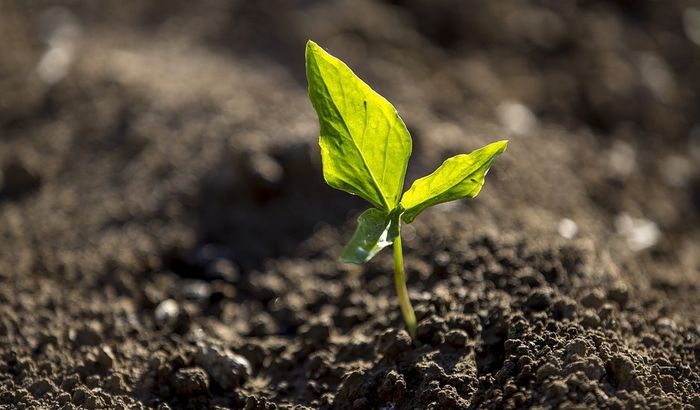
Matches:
[[93, 346, 115, 370], [416, 316, 448, 345], [545, 380, 568, 398], [248, 311, 278, 337], [102, 373, 127, 394], [72, 323, 102, 347], [640, 333, 660, 347], [56, 392, 71, 404], [607, 355, 636, 389], [84, 375, 101, 388], [580, 311, 601, 329], [173, 367, 209, 396], [244, 394, 277, 410], [305, 351, 333, 379], [553, 298, 577, 320], [536, 362, 559, 382], [526, 289, 552, 311], [60, 373, 80, 392], [300, 318, 331, 345], [565, 339, 588, 357], [565, 358, 605, 381], [658, 374, 675, 392], [377, 328, 412, 359], [378, 370, 406, 402], [335, 370, 366, 405], [607, 286, 629, 307], [445, 329, 469, 347], [413, 304, 436, 322], [436, 384, 469, 408], [581, 290, 605, 309], [503, 382, 517, 396], [28, 378, 56, 399], [72, 386, 103, 408], [194, 342, 250, 390], [445, 313, 480, 336]]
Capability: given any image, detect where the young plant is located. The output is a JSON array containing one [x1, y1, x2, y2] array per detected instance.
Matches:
[[305, 40, 507, 341]]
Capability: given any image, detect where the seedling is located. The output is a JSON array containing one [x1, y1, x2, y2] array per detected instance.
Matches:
[[305, 40, 507, 342]]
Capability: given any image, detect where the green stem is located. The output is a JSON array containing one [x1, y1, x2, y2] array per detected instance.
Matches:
[[393, 235, 417, 342]]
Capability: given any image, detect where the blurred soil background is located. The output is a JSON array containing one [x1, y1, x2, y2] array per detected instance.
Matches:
[[0, 1, 699, 409]]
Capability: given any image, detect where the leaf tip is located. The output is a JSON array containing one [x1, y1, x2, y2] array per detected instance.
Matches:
[[305, 39, 319, 52], [305, 40, 329, 63], [493, 139, 509, 154], [305, 40, 317, 63]]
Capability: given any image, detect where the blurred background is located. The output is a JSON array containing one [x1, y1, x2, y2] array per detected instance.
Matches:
[[1, 0, 698, 274]]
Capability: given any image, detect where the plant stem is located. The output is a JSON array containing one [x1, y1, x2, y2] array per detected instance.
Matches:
[[393, 235, 417, 342]]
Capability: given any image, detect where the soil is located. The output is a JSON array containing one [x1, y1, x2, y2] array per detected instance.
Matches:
[[1, 1, 699, 409]]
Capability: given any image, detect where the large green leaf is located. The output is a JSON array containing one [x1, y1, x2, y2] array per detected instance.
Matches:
[[400, 140, 508, 223], [340, 208, 401, 264], [305, 40, 412, 211]]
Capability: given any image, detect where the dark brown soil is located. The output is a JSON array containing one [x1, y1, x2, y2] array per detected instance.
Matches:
[[1, 1, 699, 409]]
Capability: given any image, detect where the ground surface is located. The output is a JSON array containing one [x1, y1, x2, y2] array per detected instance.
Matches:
[[1, 1, 699, 409]]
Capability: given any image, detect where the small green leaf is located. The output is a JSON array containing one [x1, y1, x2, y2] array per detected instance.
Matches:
[[340, 208, 400, 264], [400, 140, 508, 223], [305, 40, 412, 211]]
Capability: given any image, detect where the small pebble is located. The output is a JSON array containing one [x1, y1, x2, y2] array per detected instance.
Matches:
[[614, 213, 661, 251], [497, 100, 537, 135], [154, 299, 180, 323], [558, 218, 578, 239]]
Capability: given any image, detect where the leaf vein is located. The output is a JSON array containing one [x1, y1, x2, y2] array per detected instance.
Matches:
[[314, 62, 391, 209]]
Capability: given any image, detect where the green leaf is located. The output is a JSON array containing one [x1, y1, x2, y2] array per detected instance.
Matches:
[[305, 40, 412, 211], [400, 140, 508, 223], [340, 208, 401, 264]]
